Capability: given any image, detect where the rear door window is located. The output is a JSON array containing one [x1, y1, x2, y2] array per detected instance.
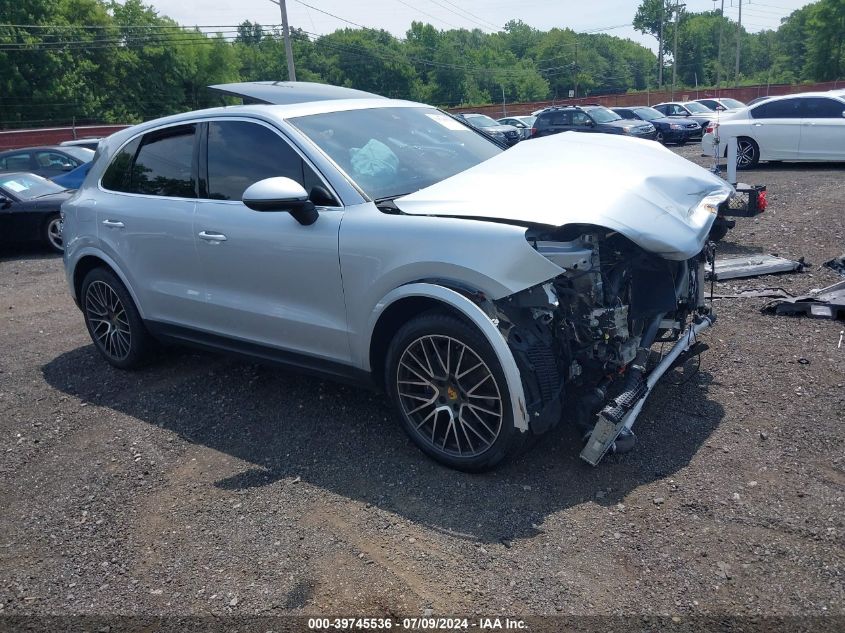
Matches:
[[101, 137, 142, 192], [129, 125, 197, 197], [801, 97, 845, 118]]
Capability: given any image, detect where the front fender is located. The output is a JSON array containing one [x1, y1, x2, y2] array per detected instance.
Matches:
[[363, 283, 529, 432]]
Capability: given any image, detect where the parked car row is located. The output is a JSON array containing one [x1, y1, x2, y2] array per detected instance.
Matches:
[[0, 141, 102, 252], [0, 172, 70, 253], [701, 90, 845, 169]]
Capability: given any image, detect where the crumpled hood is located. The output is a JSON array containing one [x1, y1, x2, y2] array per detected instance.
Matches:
[[395, 132, 733, 260]]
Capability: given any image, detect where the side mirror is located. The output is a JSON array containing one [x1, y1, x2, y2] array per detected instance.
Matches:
[[242, 177, 318, 226]]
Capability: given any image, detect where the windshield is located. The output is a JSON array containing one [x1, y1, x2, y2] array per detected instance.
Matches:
[[586, 107, 621, 123], [289, 106, 502, 201], [684, 102, 713, 113], [632, 107, 664, 121], [464, 114, 499, 128], [0, 172, 65, 199], [59, 146, 95, 162], [720, 98, 745, 109]]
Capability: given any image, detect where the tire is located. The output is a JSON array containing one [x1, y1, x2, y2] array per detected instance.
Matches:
[[708, 222, 730, 242], [385, 312, 522, 472], [80, 268, 154, 369], [676, 138, 687, 146], [736, 137, 759, 170], [43, 213, 63, 253], [655, 131, 665, 144]]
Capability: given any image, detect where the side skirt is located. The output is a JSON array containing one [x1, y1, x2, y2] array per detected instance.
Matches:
[[145, 320, 376, 390]]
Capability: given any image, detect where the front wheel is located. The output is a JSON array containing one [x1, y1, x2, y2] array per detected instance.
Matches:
[[43, 213, 63, 253], [81, 268, 155, 369], [385, 313, 522, 472]]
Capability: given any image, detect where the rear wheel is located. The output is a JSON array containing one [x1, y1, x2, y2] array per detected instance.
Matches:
[[43, 213, 63, 253], [655, 131, 665, 144], [385, 313, 522, 472], [81, 268, 154, 369], [736, 137, 760, 169]]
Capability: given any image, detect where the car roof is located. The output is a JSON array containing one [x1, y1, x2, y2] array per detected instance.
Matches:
[[99, 97, 429, 155], [752, 91, 845, 102], [207, 81, 386, 104]]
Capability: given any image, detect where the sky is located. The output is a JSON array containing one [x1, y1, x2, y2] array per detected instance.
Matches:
[[142, 0, 815, 51]]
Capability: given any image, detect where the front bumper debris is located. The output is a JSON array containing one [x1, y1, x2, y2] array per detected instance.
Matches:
[[580, 313, 716, 466]]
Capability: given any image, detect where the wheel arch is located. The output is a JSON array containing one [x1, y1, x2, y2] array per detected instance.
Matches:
[[70, 251, 145, 318], [365, 282, 530, 432]]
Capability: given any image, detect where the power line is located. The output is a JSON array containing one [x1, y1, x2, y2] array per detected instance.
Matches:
[[291, 1, 368, 29], [393, 0, 460, 30], [425, 0, 497, 32], [436, 0, 501, 30]]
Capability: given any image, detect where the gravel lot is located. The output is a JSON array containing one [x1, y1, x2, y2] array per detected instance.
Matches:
[[1, 145, 843, 626]]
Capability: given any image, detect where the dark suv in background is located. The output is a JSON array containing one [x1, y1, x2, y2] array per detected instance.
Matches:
[[612, 106, 699, 145], [531, 105, 657, 140], [454, 113, 521, 146]]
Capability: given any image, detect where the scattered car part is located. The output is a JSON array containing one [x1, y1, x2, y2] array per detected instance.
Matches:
[[707, 254, 806, 281], [762, 280, 845, 320], [711, 287, 793, 299], [823, 254, 845, 277]]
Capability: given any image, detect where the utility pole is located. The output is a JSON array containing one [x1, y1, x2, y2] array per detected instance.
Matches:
[[658, 0, 665, 88], [714, 0, 725, 88], [735, 0, 742, 87], [270, 0, 296, 81], [671, 3, 684, 100]]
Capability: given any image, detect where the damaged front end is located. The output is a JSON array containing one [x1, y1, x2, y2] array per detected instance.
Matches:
[[493, 225, 716, 465]]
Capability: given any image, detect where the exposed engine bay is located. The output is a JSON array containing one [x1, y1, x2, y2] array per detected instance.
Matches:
[[492, 225, 715, 464]]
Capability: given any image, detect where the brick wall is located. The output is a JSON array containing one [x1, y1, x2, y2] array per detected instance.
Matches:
[[0, 124, 130, 151]]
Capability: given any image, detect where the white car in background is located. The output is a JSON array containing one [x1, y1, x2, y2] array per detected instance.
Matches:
[[701, 92, 845, 169]]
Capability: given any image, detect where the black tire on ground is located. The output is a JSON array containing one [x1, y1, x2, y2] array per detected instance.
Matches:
[[656, 131, 665, 144], [735, 136, 760, 170], [80, 267, 155, 369], [676, 138, 687, 146], [385, 312, 523, 472], [43, 213, 63, 253], [708, 222, 730, 242]]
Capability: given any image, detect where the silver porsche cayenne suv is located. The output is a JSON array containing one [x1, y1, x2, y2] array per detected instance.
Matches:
[[62, 82, 731, 471]]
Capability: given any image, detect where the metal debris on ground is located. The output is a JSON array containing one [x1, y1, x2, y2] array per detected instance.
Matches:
[[823, 254, 845, 277], [711, 287, 793, 299], [707, 254, 806, 281], [762, 279, 845, 321]]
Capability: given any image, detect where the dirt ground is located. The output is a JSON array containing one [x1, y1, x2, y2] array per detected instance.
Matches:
[[1, 145, 843, 627]]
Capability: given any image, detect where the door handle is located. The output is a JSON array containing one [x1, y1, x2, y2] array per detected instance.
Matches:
[[752, 123, 763, 127], [101, 219, 124, 228], [198, 231, 227, 242]]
